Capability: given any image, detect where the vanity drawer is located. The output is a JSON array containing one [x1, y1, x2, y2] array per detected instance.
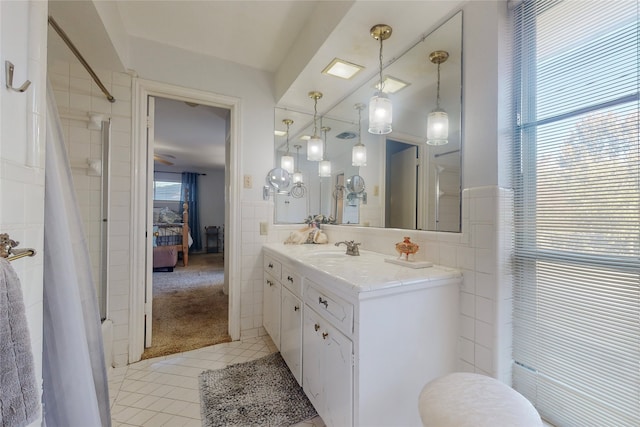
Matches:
[[305, 280, 353, 336], [282, 266, 303, 299], [264, 255, 282, 280]]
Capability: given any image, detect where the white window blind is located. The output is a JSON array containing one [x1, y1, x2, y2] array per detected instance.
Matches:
[[512, 1, 639, 426]]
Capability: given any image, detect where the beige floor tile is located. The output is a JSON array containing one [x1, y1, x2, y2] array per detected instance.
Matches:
[[109, 336, 323, 426]]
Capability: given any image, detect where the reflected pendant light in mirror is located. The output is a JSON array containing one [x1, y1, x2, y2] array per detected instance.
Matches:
[[427, 50, 449, 145], [352, 103, 367, 166], [280, 118, 294, 173], [307, 91, 324, 161], [319, 126, 331, 177], [292, 144, 304, 184], [368, 24, 393, 135]]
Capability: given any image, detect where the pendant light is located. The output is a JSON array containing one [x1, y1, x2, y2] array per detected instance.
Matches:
[[280, 118, 294, 173], [319, 126, 331, 177], [352, 103, 367, 166], [368, 24, 393, 135], [292, 144, 304, 184], [427, 50, 449, 145], [307, 91, 324, 161]]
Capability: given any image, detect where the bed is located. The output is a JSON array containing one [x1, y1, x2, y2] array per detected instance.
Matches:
[[153, 202, 191, 269]]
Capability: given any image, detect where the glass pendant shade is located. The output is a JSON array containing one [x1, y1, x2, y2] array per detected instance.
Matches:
[[292, 171, 304, 184], [352, 143, 367, 166], [307, 136, 324, 161], [318, 160, 331, 177], [368, 93, 392, 134], [280, 154, 294, 173], [427, 108, 449, 145]]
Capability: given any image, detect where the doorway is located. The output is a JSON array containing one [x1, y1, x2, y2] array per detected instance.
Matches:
[[142, 96, 230, 358], [130, 79, 241, 363], [385, 139, 419, 229]]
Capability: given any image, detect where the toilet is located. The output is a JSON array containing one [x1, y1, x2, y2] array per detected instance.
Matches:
[[418, 372, 543, 427]]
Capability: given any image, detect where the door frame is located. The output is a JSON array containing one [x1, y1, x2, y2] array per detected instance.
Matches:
[[129, 78, 242, 363]]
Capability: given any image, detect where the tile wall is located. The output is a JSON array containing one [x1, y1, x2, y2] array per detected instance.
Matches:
[[49, 60, 133, 367], [0, 2, 48, 424]]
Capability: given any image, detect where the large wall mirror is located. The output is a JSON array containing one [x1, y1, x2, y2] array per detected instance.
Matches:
[[273, 11, 462, 232]]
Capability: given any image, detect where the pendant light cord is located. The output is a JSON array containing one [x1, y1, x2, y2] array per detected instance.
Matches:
[[313, 97, 318, 136], [358, 107, 362, 144], [285, 121, 291, 155], [378, 36, 384, 93], [436, 62, 441, 108]]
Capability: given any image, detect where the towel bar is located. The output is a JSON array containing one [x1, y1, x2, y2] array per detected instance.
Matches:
[[0, 233, 36, 261]]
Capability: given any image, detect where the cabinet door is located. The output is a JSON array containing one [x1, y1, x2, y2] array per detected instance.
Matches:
[[263, 275, 281, 348], [303, 308, 324, 410], [281, 286, 303, 385], [321, 319, 353, 427], [303, 307, 353, 426]]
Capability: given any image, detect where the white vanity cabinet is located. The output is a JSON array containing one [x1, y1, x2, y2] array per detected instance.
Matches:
[[263, 255, 282, 350], [263, 272, 281, 350], [281, 286, 303, 384], [263, 254, 304, 383], [263, 244, 461, 426], [303, 289, 353, 427]]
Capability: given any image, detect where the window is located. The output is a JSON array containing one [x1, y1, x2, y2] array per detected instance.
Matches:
[[153, 179, 182, 201], [512, 1, 639, 425]]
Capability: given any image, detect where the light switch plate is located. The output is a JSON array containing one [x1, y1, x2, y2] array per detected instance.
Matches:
[[259, 221, 268, 235], [243, 175, 253, 189]]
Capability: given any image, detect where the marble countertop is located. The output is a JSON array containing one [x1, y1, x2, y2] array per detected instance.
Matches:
[[263, 243, 462, 298]]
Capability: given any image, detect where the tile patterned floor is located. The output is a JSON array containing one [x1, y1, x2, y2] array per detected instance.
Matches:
[[109, 335, 325, 427]]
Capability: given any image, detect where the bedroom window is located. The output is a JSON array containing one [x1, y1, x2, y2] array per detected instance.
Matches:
[[511, 1, 639, 426], [153, 180, 182, 201]]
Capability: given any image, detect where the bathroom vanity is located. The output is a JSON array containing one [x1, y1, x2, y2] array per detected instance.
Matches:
[[263, 243, 461, 426]]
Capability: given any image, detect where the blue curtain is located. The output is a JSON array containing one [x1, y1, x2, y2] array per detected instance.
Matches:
[[181, 172, 201, 251]]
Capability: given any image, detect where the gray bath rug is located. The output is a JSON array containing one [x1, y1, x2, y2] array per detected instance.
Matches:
[[199, 352, 317, 427]]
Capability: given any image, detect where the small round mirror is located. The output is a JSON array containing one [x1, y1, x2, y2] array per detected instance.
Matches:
[[346, 175, 365, 194], [266, 167, 291, 190]]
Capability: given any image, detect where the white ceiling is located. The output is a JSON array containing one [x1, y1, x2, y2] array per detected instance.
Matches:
[[47, 0, 463, 170]]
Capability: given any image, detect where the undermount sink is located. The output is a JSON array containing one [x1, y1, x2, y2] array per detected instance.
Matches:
[[312, 251, 348, 259]]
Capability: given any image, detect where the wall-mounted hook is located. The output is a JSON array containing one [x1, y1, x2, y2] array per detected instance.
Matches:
[[5, 61, 31, 93]]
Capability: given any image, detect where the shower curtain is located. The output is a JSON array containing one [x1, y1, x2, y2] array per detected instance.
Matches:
[[42, 81, 111, 426]]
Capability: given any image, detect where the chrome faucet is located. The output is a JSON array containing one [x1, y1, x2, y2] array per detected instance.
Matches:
[[335, 240, 361, 256]]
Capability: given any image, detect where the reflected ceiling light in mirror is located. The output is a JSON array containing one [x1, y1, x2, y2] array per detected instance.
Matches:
[[368, 24, 393, 135], [319, 126, 332, 177], [322, 58, 363, 80], [352, 103, 367, 166], [307, 91, 324, 161], [280, 118, 294, 173], [292, 144, 304, 184], [374, 75, 410, 95], [427, 50, 449, 145]]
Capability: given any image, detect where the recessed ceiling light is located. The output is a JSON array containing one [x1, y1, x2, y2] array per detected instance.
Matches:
[[299, 135, 311, 141], [274, 130, 286, 137], [322, 58, 364, 80], [374, 75, 410, 94]]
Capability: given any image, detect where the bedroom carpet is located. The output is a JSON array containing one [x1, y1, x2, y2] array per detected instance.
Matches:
[[142, 253, 231, 359]]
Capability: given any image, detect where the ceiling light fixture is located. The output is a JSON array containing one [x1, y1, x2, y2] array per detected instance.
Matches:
[[352, 103, 367, 167], [280, 119, 294, 173], [319, 126, 331, 177], [374, 75, 410, 94], [307, 91, 324, 161], [322, 58, 364, 80], [427, 50, 449, 145], [292, 144, 304, 184], [368, 24, 393, 135]]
